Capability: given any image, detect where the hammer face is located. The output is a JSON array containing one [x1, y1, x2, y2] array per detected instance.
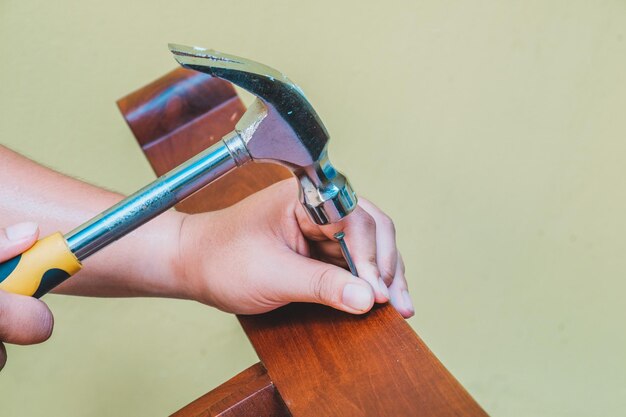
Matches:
[[232, 100, 357, 225], [297, 155, 358, 225]]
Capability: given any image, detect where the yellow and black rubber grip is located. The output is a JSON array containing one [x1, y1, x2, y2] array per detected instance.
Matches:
[[0, 232, 82, 298]]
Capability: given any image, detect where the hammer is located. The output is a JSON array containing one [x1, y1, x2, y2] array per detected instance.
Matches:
[[0, 44, 357, 298]]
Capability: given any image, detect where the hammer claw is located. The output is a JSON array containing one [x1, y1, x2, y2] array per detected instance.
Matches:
[[169, 43, 358, 225]]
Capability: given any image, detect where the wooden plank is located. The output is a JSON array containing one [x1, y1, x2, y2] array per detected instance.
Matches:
[[170, 363, 290, 417], [118, 67, 489, 417], [117, 68, 291, 212], [240, 304, 486, 417], [118, 69, 238, 147]]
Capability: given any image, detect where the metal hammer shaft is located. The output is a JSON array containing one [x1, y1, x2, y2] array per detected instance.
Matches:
[[66, 134, 242, 260]]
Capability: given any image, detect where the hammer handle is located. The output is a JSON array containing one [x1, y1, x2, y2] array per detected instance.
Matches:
[[0, 233, 82, 298]]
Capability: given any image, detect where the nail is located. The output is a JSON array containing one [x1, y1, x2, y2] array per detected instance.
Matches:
[[378, 277, 390, 299], [342, 283, 373, 311], [334, 231, 358, 276], [402, 290, 414, 314], [5, 222, 38, 241]]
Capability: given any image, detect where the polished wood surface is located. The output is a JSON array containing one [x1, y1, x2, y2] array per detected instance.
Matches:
[[240, 303, 486, 417], [170, 363, 290, 417], [117, 68, 291, 213], [118, 68, 488, 417]]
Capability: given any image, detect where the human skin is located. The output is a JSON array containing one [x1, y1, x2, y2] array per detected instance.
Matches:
[[0, 145, 412, 370]]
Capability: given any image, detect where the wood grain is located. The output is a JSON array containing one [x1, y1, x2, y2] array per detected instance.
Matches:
[[118, 67, 488, 417], [240, 304, 486, 417]]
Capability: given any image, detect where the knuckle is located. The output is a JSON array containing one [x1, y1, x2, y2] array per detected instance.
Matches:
[[360, 212, 377, 231], [380, 214, 396, 234], [36, 305, 54, 342], [380, 262, 395, 285], [312, 267, 339, 305], [357, 255, 380, 280], [17, 300, 54, 344]]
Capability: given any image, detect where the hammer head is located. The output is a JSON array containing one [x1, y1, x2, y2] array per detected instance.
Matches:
[[169, 44, 357, 225]]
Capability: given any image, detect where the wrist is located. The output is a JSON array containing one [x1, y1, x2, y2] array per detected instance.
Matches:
[[125, 209, 191, 300], [170, 211, 194, 300], [174, 211, 225, 306], [157, 210, 192, 299]]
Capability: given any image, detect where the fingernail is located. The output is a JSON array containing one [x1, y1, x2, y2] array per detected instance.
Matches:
[[402, 290, 415, 314], [342, 283, 373, 311], [378, 277, 390, 299], [5, 222, 38, 241]]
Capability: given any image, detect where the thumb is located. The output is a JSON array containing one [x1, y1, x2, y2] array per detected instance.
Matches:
[[0, 290, 54, 345], [0, 222, 39, 260], [275, 252, 375, 314]]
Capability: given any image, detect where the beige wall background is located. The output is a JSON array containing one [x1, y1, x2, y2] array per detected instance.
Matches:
[[1, 0, 625, 415]]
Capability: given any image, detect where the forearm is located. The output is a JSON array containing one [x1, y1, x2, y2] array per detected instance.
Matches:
[[0, 145, 188, 299]]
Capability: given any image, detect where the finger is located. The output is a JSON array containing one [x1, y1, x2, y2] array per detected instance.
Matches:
[[388, 253, 414, 318], [0, 222, 39, 260], [270, 251, 375, 315], [359, 199, 398, 287], [0, 290, 54, 345], [310, 240, 347, 265], [323, 206, 389, 303], [0, 342, 6, 371]]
